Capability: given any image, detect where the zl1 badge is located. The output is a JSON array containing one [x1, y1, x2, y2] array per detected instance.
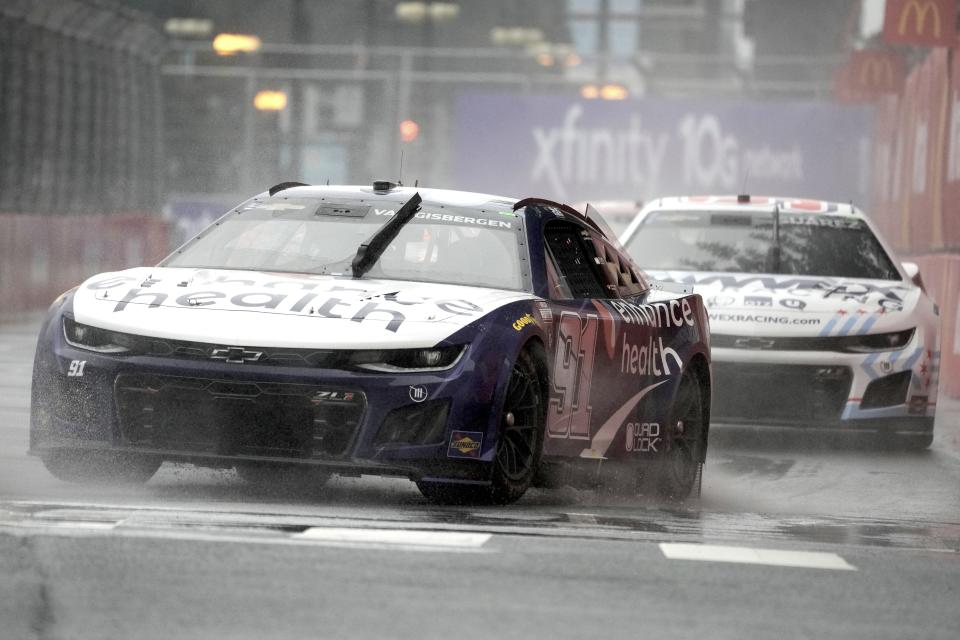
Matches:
[[447, 431, 483, 459]]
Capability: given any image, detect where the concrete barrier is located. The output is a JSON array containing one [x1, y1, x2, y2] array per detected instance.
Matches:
[[0, 213, 169, 315]]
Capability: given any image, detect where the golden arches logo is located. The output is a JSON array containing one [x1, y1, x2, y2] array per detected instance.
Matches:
[[897, 0, 943, 37]]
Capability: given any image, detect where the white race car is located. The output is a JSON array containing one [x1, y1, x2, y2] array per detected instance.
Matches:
[[620, 195, 939, 448]]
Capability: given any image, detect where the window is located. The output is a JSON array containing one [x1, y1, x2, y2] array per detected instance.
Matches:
[[543, 221, 610, 299]]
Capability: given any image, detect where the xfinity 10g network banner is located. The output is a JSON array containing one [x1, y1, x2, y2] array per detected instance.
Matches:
[[453, 94, 873, 205]]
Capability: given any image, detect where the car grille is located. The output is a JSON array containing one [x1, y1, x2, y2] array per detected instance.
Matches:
[[711, 363, 852, 424], [114, 374, 365, 459], [135, 336, 358, 368], [712, 329, 914, 353]]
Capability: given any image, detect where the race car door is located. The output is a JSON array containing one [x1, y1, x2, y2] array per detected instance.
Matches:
[[541, 219, 637, 458]]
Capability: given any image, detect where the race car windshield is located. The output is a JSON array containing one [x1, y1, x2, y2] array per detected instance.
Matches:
[[162, 198, 525, 290], [625, 210, 901, 280]]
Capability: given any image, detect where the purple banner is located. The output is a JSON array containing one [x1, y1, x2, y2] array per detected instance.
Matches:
[[453, 94, 873, 206]]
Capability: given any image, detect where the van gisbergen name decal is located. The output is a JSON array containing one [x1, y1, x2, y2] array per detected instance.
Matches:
[[373, 208, 513, 229]]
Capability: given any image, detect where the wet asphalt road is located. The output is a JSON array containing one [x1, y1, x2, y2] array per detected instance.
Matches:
[[1, 317, 958, 639]]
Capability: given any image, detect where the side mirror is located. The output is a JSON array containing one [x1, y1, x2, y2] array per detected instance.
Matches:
[[902, 261, 925, 291]]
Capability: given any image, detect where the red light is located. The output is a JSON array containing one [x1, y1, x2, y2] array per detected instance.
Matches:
[[400, 119, 420, 142]]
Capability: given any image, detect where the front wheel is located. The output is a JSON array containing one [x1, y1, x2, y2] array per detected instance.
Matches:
[[418, 348, 545, 505], [41, 450, 161, 484], [642, 367, 706, 500]]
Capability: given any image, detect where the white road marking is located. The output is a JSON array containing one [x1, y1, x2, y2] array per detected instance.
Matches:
[[0, 524, 493, 553], [6, 520, 117, 531], [566, 513, 598, 525], [659, 543, 856, 571], [295, 527, 491, 549]]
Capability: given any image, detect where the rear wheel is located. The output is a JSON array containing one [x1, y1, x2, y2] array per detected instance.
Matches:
[[41, 450, 161, 484], [418, 348, 545, 505], [643, 368, 705, 500], [881, 430, 934, 451]]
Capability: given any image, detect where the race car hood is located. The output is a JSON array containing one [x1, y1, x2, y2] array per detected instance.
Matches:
[[70, 267, 534, 348], [647, 271, 920, 337]]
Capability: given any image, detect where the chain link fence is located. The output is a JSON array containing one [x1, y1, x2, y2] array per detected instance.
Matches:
[[0, 0, 166, 215]]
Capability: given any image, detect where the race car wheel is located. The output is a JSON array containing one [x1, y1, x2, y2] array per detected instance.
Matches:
[[489, 348, 546, 503], [417, 347, 546, 505], [885, 430, 934, 451], [236, 463, 330, 492], [41, 450, 161, 484], [645, 367, 705, 500]]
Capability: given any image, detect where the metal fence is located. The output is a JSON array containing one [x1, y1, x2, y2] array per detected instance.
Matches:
[[0, 0, 166, 215]]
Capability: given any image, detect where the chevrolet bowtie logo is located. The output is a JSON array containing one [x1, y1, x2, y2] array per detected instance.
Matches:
[[733, 337, 776, 350], [210, 346, 263, 363]]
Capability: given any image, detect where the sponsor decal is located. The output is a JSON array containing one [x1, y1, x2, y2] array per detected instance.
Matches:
[[512, 313, 536, 331], [662, 274, 909, 302], [744, 296, 772, 307], [84, 276, 485, 333], [779, 298, 807, 310], [781, 215, 866, 229], [860, 347, 924, 381], [531, 104, 669, 199], [620, 333, 682, 377], [709, 312, 821, 326], [448, 430, 483, 458], [409, 385, 428, 403], [311, 390, 357, 405], [908, 395, 928, 416], [882, 0, 955, 47], [608, 298, 696, 329], [585, 379, 670, 457], [534, 301, 554, 347], [373, 208, 513, 229], [707, 295, 736, 307], [625, 422, 661, 453]]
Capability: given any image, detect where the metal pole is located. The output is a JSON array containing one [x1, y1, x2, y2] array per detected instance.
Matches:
[[394, 51, 413, 179], [242, 70, 256, 193]]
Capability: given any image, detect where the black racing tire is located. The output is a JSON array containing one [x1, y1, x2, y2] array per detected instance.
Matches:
[[41, 450, 161, 485], [417, 347, 546, 505], [642, 367, 706, 501], [236, 462, 330, 491], [882, 430, 934, 451]]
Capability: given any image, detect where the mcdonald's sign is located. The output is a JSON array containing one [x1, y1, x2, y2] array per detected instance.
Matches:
[[847, 51, 906, 95], [882, 0, 957, 47]]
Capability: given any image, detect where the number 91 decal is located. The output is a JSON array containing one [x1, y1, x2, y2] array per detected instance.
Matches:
[[67, 360, 87, 377]]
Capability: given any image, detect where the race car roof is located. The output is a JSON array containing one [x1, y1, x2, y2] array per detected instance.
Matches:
[[648, 195, 862, 216], [257, 184, 519, 213], [255, 183, 616, 239]]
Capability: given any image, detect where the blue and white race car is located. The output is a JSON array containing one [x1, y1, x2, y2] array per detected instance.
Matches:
[[620, 195, 939, 448], [30, 182, 712, 503]]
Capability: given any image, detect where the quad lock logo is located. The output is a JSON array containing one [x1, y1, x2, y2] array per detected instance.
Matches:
[[625, 422, 661, 453]]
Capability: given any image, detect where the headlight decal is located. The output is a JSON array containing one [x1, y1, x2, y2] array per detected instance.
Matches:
[[62, 317, 133, 354], [353, 345, 467, 372]]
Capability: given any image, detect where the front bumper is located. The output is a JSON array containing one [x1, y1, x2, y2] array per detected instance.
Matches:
[[30, 323, 505, 484], [710, 342, 938, 431]]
